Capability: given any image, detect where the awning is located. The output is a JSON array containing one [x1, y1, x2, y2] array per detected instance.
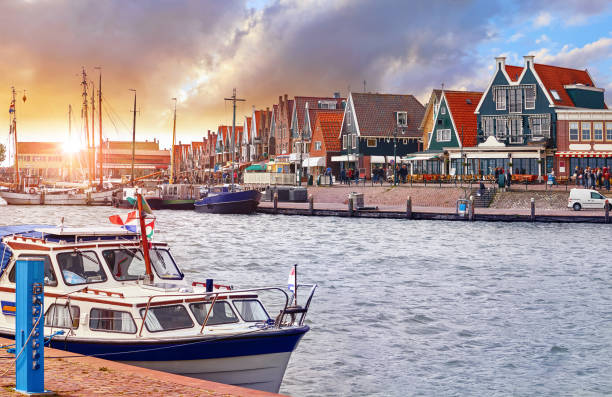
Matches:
[[331, 154, 358, 162], [402, 154, 441, 162], [370, 156, 386, 163], [245, 164, 266, 171], [302, 157, 325, 167], [556, 151, 612, 158]]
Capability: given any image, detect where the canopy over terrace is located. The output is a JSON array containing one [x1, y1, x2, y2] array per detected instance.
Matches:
[[402, 152, 443, 174], [555, 151, 612, 176]]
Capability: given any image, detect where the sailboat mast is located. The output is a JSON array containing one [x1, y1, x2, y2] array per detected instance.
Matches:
[[68, 104, 73, 182], [224, 89, 245, 186], [10, 87, 19, 190], [91, 80, 95, 184], [81, 68, 91, 187], [130, 89, 137, 187], [97, 67, 103, 189], [170, 98, 177, 184]]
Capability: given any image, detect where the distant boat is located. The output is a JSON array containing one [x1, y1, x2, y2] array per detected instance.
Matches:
[[194, 185, 261, 214], [114, 187, 163, 210], [160, 183, 198, 210]]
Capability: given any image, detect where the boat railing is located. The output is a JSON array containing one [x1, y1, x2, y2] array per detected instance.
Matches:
[[138, 286, 299, 337], [276, 283, 317, 327]]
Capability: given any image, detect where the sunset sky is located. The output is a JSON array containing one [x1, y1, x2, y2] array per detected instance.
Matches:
[[2, 0, 612, 151]]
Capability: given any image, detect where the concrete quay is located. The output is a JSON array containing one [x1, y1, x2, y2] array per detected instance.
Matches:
[[0, 337, 284, 397]]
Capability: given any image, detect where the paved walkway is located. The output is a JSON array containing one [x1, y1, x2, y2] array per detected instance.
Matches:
[[0, 338, 283, 397]]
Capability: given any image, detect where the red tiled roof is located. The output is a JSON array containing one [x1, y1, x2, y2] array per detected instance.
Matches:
[[293, 96, 345, 132], [351, 93, 425, 137], [307, 108, 344, 135], [505, 65, 523, 82], [443, 90, 483, 147], [314, 111, 343, 152], [17, 142, 63, 154]]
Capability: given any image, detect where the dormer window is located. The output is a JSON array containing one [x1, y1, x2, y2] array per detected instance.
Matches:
[[318, 100, 337, 109], [440, 106, 446, 115], [397, 111, 408, 126], [550, 90, 561, 101]]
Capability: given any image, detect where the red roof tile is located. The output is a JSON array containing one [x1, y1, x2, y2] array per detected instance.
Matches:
[[351, 93, 425, 137], [505, 65, 523, 82], [533, 63, 595, 107], [313, 111, 344, 152], [293, 96, 345, 133], [443, 90, 483, 147]]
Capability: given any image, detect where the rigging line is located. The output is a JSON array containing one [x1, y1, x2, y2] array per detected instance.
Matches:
[[103, 106, 124, 139], [101, 93, 131, 132]]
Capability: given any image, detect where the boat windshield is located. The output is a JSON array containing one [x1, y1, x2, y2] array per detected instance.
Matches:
[[149, 249, 183, 280], [56, 251, 107, 285]]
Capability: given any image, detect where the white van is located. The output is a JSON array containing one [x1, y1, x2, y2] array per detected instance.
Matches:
[[568, 188, 611, 211]]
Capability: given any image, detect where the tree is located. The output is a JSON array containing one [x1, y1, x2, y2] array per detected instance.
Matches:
[[0, 143, 5, 164]]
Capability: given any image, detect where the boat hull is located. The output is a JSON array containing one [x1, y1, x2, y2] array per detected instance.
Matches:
[[194, 190, 261, 214], [161, 199, 195, 210], [38, 325, 307, 393], [0, 190, 115, 205]]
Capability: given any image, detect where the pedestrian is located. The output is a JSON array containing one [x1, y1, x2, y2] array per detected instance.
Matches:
[[574, 166, 580, 186], [494, 167, 500, 181], [340, 168, 346, 185], [400, 165, 408, 184], [590, 168, 596, 189], [498, 168, 506, 191], [604, 166, 610, 190], [326, 166, 333, 186], [506, 168, 512, 189]]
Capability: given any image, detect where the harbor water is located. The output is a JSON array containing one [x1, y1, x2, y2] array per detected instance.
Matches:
[[1, 205, 611, 396]]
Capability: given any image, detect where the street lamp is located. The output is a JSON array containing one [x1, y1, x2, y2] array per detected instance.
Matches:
[[393, 128, 398, 185]]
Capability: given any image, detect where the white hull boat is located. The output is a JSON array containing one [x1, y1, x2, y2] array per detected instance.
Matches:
[[0, 223, 315, 393], [0, 189, 115, 205]]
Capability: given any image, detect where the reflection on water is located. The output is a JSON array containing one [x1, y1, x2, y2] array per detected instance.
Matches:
[[2, 206, 612, 396]]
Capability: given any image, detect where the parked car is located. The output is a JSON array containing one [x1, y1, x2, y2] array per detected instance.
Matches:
[[568, 188, 611, 211]]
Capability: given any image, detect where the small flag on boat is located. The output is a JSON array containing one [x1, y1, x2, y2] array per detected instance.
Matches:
[[108, 211, 154, 237], [8, 103, 14, 114], [126, 195, 153, 214], [287, 265, 296, 293]]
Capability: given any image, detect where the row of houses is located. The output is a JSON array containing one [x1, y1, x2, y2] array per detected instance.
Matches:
[[170, 54, 612, 181]]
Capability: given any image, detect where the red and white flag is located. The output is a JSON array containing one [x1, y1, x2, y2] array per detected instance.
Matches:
[[287, 265, 296, 293]]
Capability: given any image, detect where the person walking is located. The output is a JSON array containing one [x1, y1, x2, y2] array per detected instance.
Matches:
[[498, 168, 506, 191], [590, 168, 596, 189], [574, 166, 580, 186], [604, 166, 610, 191], [340, 168, 346, 185], [506, 168, 512, 189]]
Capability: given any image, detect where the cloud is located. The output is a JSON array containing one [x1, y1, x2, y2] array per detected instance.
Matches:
[[530, 36, 612, 67], [533, 11, 553, 27], [535, 34, 549, 44], [508, 33, 524, 43]]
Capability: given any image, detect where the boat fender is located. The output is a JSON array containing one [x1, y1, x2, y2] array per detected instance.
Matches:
[[29, 188, 36, 194]]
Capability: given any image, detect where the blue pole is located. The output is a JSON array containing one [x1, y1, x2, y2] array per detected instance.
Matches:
[[15, 258, 45, 394]]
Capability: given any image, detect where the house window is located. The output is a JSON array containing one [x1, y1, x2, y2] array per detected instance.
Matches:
[[437, 129, 451, 142], [402, 139, 408, 144], [593, 122, 603, 140], [482, 117, 494, 137], [508, 88, 522, 113], [509, 118, 522, 143], [495, 118, 507, 139], [607, 123, 612, 141], [529, 116, 550, 139], [367, 139, 377, 147], [550, 90, 561, 101], [315, 141, 322, 150], [569, 122, 579, 141], [352, 135, 357, 149], [318, 100, 337, 109], [342, 135, 347, 149], [495, 89, 506, 110], [581, 122, 591, 140], [524, 85, 536, 109], [441, 106, 446, 115], [397, 112, 408, 127], [346, 113, 351, 126]]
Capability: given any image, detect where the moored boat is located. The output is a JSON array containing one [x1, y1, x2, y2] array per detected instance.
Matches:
[[114, 187, 163, 210], [194, 185, 261, 214], [160, 184, 198, 210], [0, 222, 315, 393]]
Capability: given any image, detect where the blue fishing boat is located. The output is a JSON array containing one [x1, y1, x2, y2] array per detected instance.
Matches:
[[194, 185, 261, 214]]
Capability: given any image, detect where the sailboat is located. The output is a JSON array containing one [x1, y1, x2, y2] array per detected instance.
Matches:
[[0, 71, 116, 205], [160, 98, 199, 210], [194, 89, 261, 214]]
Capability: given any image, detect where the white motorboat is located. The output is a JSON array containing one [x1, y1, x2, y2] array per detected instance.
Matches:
[[0, 223, 315, 393]]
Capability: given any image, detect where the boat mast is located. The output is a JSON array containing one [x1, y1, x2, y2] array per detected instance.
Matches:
[[224, 88, 245, 187], [81, 68, 91, 187], [96, 67, 103, 190], [170, 98, 177, 184], [129, 89, 137, 187], [68, 104, 73, 182], [90, 80, 95, 185], [9, 87, 19, 190]]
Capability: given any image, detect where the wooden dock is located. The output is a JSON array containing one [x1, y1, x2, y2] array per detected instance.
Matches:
[[257, 201, 611, 224]]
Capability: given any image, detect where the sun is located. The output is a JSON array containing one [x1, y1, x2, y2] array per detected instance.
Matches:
[[62, 137, 83, 153]]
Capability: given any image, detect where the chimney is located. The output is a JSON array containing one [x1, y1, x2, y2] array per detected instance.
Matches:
[[279, 95, 282, 105], [334, 92, 340, 98], [495, 56, 506, 70], [523, 55, 535, 68], [284, 94, 288, 102]]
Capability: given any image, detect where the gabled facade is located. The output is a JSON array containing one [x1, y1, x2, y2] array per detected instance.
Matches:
[[242, 116, 252, 163], [427, 91, 483, 151], [306, 111, 344, 178], [250, 108, 272, 162], [419, 89, 442, 151], [268, 105, 278, 157], [274, 95, 294, 156], [336, 92, 424, 177]]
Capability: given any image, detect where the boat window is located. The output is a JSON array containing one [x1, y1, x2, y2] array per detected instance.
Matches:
[[139, 305, 194, 332], [57, 251, 107, 285], [233, 300, 269, 322], [150, 249, 183, 280], [102, 249, 147, 281], [190, 301, 239, 325], [45, 304, 80, 329], [8, 255, 57, 287], [89, 308, 136, 333]]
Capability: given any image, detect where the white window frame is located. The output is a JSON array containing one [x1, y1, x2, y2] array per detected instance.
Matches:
[[496, 89, 506, 110], [569, 122, 579, 141], [397, 112, 408, 127], [581, 122, 591, 141], [315, 141, 322, 150], [346, 112, 351, 126], [367, 138, 377, 147], [495, 118, 507, 139], [441, 106, 446, 115], [593, 122, 603, 141], [509, 118, 523, 143], [482, 117, 494, 137], [437, 128, 451, 142], [550, 90, 561, 101], [508, 88, 522, 113], [402, 138, 408, 145], [524, 85, 536, 109], [606, 122, 612, 141], [342, 135, 347, 149], [352, 134, 357, 149]]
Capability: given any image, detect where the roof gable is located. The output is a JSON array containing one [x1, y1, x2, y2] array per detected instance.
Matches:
[[443, 91, 483, 147], [313, 111, 343, 152], [350, 93, 425, 137]]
